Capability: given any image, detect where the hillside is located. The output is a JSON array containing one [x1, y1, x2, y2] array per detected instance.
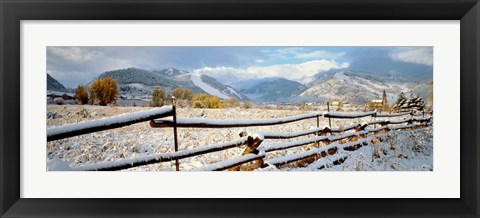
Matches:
[[94, 67, 246, 101], [300, 70, 432, 104], [152, 67, 189, 77], [191, 73, 249, 100], [241, 78, 307, 103], [47, 74, 68, 92]]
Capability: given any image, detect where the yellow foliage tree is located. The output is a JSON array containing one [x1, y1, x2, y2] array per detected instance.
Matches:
[[172, 88, 193, 101], [89, 77, 119, 106], [74, 84, 89, 105], [151, 86, 167, 107]]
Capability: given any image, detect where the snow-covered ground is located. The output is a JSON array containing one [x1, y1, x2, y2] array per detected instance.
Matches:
[[46, 105, 433, 171]]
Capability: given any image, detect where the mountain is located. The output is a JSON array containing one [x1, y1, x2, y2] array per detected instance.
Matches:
[[94, 67, 248, 100], [300, 70, 432, 104], [98, 68, 177, 87], [190, 73, 249, 100], [152, 67, 189, 77], [47, 74, 68, 92], [240, 78, 307, 103], [229, 77, 283, 91]]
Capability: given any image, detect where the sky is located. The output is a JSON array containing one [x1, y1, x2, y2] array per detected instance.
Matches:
[[47, 46, 433, 88]]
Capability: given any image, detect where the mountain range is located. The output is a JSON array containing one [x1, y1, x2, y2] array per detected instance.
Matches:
[[48, 67, 432, 105], [96, 67, 249, 101], [301, 70, 431, 104]]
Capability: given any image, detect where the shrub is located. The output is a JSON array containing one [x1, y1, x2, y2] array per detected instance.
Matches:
[[192, 94, 209, 108], [151, 86, 167, 107], [299, 103, 312, 111], [171, 88, 193, 101], [53, 97, 65, 105], [192, 93, 223, 108], [242, 101, 252, 109], [207, 96, 222, 108], [74, 84, 89, 105], [89, 77, 119, 106], [222, 98, 240, 108]]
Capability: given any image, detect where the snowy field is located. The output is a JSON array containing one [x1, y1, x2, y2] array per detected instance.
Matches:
[[46, 105, 433, 171]]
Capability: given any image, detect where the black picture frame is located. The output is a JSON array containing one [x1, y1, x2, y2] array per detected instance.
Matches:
[[1, 0, 478, 217]]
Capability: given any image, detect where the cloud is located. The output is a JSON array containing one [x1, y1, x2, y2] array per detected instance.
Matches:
[[345, 47, 433, 77], [47, 47, 266, 87], [390, 47, 433, 66], [48, 47, 104, 63], [263, 47, 307, 59], [46, 46, 432, 88], [194, 59, 349, 84], [295, 50, 345, 59]]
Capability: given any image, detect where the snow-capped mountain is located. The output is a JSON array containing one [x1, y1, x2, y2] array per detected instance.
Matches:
[[300, 70, 432, 104], [239, 78, 307, 103], [94, 67, 248, 100], [190, 73, 248, 100], [152, 67, 189, 77], [89, 68, 431, 105]]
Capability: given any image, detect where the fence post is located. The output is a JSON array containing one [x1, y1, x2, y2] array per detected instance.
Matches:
[[172, 96, 180, 171], [327, 102, 331, 128], [232, 134, 264, 170]]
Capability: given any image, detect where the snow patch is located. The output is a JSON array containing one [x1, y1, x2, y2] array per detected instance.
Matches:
[[190, 73, 231, 99]]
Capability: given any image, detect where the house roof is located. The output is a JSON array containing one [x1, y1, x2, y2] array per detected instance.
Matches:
[[371, 99, 383, 103]]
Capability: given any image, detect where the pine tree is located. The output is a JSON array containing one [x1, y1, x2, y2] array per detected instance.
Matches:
[[395, 92, 406, 105]]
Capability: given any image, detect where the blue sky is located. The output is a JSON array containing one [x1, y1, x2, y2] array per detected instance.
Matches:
[[47, 46, 433, 88]]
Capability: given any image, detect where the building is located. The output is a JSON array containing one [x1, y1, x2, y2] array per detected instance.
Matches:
[[368, 90, 387, 109]]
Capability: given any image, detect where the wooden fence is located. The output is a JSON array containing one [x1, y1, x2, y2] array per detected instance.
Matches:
[[47, 99, 432, 171]]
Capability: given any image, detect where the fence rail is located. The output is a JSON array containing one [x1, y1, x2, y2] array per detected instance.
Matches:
[[47, 106, 174, 141], [149, 112, 322, 128], [47, 103, 431, 171]]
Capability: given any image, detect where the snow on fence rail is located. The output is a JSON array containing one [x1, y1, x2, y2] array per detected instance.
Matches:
[[264, 138, 370, 166], [372, 111, 411, 117], [47, 103, 431, 171], [71, 136, 251, 171], [323, 111, 376, 119], [261, 126, 331, 139], [149, 112, 322, 128], [47, 106, 174, 141]]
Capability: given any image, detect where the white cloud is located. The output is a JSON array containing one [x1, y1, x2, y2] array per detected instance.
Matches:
[[264, 47, 307, 59], [48, 47, 104, 63], [295, 50, 345, 59], [194, 59, 349, 84], [390, 47, 433, 66]]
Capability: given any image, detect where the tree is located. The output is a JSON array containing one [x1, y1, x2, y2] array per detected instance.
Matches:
[[89, 77, 119, 106], [395, 92, 406, 105], [151, 86, 167, 107], [171, 88, 193, 101], [74, 84, 89, 105], [393, 92, 425, 112]]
